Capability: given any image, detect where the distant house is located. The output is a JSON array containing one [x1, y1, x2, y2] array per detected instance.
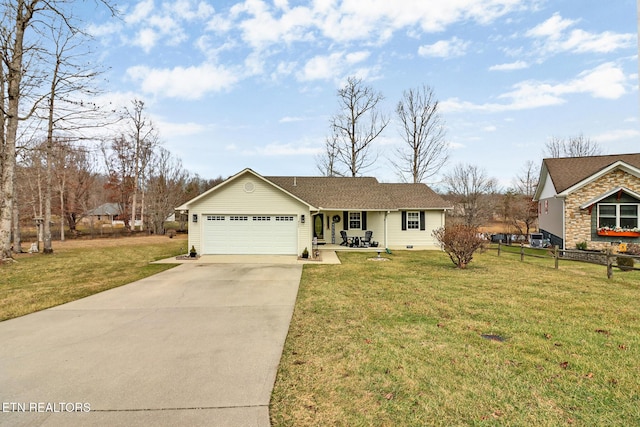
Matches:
[[176, 168, 452, 255], [83, 203, 124, 226], [533, 153, 640, 250]]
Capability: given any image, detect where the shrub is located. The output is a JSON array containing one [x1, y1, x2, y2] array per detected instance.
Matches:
[[617, 256, 634, 272], [432, 224, 486, 269], [575, 241, 588, 250]]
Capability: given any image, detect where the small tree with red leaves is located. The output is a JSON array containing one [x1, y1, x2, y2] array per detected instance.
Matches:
[[432, 224, 486, 269]]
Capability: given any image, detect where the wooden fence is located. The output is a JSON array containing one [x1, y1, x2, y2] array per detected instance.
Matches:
[[495, 242, 640, 279]]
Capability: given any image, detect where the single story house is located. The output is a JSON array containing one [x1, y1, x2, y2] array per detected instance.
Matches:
[[533, 153, 640, 250], [82, 203, 124, 226], [82, 202, 143, 228], [176, 168, 452, 256]]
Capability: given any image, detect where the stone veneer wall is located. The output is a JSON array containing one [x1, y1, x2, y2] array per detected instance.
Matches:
[[564, 170, 640, 251]]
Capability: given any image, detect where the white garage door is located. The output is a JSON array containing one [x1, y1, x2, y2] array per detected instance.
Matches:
[[202, 215, 297, 255]]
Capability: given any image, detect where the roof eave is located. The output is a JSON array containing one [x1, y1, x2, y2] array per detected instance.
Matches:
[[175, 168, 317, 211], [579, 186, 640, 209]]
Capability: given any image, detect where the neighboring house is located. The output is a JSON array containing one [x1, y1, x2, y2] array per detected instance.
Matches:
[[82, 203, 143, 228], [176, 168, 452, 255], [533, 153, 640, 250], [82, 203, 124, 227]]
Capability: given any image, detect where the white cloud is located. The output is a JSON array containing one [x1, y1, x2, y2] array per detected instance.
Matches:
[[526, 13, 635, 55], [125, 0, 155, 25], [442, 63, 630, 113], [220, 0, 529, 49], [126, 63, 239, 99], [123, 0, 217, 51], [564, 63, 627, 99], [489, 60, 528, 71], [86, 21, 122, 38], [133, 28, 159, 52], [418, 37, 469, 58], [593, 129, 640, 142], [297, 51, 370, 81], [526, 13, 576, 39], [279, 116, 306, 123], [230, 0, 316, 49]]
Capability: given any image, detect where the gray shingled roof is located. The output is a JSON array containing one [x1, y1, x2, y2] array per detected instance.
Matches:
[[544, 153, 640, 193], [382, 183, 452, 209], [85, 202, 121, 216], [265, 176, 451, 210]]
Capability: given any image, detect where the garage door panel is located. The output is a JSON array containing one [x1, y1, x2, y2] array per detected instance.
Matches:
[[203, 215, 297, 255]]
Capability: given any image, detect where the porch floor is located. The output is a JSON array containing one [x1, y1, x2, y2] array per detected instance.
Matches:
[[315, 243, 385, 252]]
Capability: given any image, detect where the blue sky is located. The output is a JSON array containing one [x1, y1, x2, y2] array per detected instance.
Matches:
[[83, 0, 639, 187]]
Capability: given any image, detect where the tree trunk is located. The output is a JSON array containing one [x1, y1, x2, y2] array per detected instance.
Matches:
[[1, 1, 35, 260], [12, 175, 22, 253], [59, 182, 65, 241]]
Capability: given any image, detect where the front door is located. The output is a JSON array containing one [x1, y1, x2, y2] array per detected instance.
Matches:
[[314, 214, 324, 240]]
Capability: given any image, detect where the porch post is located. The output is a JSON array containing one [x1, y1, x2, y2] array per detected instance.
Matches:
[[384, 211, 388, 250]]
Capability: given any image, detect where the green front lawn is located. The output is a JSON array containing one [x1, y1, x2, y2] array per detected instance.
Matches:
[[271, 250, 640, 426], [0, 236, 184, 321]]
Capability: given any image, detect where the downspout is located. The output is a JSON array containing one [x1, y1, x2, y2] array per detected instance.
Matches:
[[562, 198, 566, 250]]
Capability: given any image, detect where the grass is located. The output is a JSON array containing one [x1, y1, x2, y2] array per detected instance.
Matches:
[[0, 235, 185, 321], [270, 250, 640, 426]]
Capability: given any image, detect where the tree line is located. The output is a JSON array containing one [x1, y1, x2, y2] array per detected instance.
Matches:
[[0, 1, 220, 259]]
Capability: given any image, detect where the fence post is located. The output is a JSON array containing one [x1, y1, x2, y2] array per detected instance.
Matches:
[[554, 245, 559, 269], [497, 241, 501, 256], [520, 243, 524, 262], [606, 250, 613, 279]]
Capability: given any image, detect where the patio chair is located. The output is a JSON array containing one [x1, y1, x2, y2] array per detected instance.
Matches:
[[360, 231, 373, 247], [340, 230, 348, 246]]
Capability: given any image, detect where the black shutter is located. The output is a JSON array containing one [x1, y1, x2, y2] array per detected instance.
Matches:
[[420, 211, 426, 230], [401, 211, 407, 230], [361, 211, 367, 230], [343, 211, 348, 230]]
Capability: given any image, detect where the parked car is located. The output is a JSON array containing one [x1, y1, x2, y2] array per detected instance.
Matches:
[[529, 233, 550, 248], [490, 233, 508, 243]]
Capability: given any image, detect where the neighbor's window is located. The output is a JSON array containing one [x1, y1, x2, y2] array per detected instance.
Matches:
[[349, 212, 361, 229], [597, 203, 639, 229], [620, 205, 639, 229], [406, 211, 420, 230]]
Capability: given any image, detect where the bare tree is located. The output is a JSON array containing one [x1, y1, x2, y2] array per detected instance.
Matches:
[[316, 132, 343, 176], [102, 135, 135, 229], [322, 76, 389, 177], [0, 1, 39, 260], [0, 0, 116, 260], [544, 134, 603, 158], [146, 147, 188, 235], [126, 99, 158, 231], [51, 140, 97, 239], [443, 163, 498, 227], [508, 160, 540, 236], [392, 85, 449, 183]]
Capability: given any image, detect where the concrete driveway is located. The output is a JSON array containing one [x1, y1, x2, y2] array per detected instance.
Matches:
[[0, 262, 302, 426]]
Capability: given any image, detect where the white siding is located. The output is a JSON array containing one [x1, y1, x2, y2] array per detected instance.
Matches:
[[538, 197, 564, 240], [386, 210, 444, 250], [538, 171, 557, 199], [187, 174, 311, 255]]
